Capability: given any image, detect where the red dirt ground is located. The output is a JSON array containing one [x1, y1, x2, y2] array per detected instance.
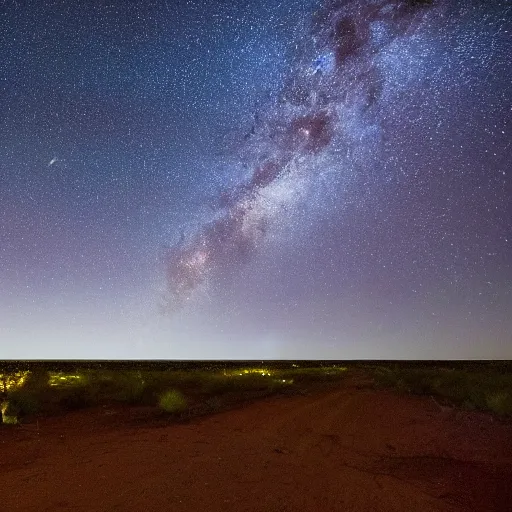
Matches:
[[2, 376, 512, 512]]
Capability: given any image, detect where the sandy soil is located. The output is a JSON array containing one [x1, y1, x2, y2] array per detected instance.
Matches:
[[2, 376, 512, 512]]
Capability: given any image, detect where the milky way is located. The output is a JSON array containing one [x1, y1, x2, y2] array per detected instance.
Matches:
[[162, 0, 486, 311], [1, 0, 510, 358]]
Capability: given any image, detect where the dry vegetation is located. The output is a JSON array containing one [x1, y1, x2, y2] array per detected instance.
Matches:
[[2, 363, 511, 427], [368, 365, 512, 416], [0, 365, 348, 425]]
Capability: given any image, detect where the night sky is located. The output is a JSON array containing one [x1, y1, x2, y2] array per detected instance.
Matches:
[[1, 0, 511, 359]]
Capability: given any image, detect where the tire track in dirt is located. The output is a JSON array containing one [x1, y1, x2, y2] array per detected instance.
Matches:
[[248, 387, 459, 511], [2, 382, 511, 512]]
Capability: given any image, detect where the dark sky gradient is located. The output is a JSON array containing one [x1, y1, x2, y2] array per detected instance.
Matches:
[[1, 0, 511, 359]]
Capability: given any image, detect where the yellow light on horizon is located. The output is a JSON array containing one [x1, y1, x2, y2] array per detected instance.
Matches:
[[48, 373, 83, 387]]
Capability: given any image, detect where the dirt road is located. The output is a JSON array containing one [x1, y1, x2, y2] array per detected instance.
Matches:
[[2, 378, 512, 511]]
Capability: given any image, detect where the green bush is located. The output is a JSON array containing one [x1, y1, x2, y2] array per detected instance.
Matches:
[[3, 399, 20, 418], [158, 389, 187, 414], [1, 400, 18, 425], [6, 388, 41, 416], [486, 391, 512, 416]]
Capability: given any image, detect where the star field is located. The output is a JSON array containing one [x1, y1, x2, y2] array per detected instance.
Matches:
[[1, 0, 511, 359]]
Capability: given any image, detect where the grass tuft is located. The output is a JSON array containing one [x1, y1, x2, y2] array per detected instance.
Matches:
[[485, 391, 511, 416], [158, 389, 187, 414]]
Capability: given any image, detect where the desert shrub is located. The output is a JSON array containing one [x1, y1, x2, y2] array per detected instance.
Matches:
[[486, 391, 512, 416], [1, 400, 18, 425], [2, 399, 19, 417], [6, 388, 41, 417], [158, 389, 187, 414]]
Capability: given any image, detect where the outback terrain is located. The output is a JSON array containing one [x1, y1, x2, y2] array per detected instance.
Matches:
[[2, 370, 511, 512]]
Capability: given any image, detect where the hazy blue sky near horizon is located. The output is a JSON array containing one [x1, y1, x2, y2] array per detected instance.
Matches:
[[1, 0, 511, 359]]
